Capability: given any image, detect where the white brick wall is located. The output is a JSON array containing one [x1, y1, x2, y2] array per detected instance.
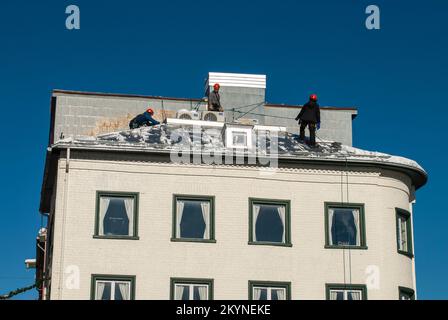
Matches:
[[49, 155, 415, 300]]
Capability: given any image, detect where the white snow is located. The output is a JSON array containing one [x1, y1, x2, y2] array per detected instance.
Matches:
[[52, 124, 425, 173]]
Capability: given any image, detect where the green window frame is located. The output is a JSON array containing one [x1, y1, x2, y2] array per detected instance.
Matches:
[[248, 281, 291, 300], [91, 274, 136, 300], [249, 198, 292, 247], [326, 284, 367, 300], [171, 194, 216, 243], [396, 208, 414, 258], [170, 278, 214, 300], [324, 202, 367, 249], [398, 286, 415, 300], [94, 191, 139, 240]]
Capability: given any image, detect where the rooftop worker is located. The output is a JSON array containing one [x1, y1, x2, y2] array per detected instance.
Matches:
[[129, 108, 160, 129], [208, 83, 223, 112], [295, 94, 321, 147]]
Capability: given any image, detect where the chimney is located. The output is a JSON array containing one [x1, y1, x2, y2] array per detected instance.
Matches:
[[205, 72, 266, 124]]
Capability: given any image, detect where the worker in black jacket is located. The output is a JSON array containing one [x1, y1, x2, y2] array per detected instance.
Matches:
[[295, 94, 321, 146], [208, 83, 223, 111]]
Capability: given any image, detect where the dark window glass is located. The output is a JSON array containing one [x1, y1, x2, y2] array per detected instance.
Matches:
[[331, 208, 357, 246], [255, 205, 284, 243], [103, 199, 129, 236], [193, 286, 201, 300], [180, 201, 206, 239], [399, 290, 414, 300], [259, 288, 268, 300], [181, 286, 189, 300], [101, 282, 111, 300], [115, 285, 123, 300]]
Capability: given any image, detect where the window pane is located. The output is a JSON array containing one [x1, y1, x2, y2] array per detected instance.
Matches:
[[115, 285, 123, 300], [331, 208, 359, 246], [271, 288, 286, 300], [174, 284, 190, 300], [253, 287, 268, 300], [399, 217, 408, 251], [181, 285, 190, 300], [330, 289, 362, 300], [100, 196, 134, 236], [400, 292, 412, 300], [329, 290, 344, 300], [97, 281, 111, 300], [175, 283, 209, 300], [254, 204, 285, 243], [178, 200, 210, 239], [115, 282, 130, 300], [193, 285, 209, 300], [347, 290, 362, 300], [232, 131, 247, 147]]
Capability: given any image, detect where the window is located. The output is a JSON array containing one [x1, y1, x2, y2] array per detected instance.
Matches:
[[91, 275, 135, 300], [224, 124, 253, 149], [326, 284, 367, 300], [249, 281, 291, 300], [95, 192, 139, 239], [325, 203, 366, 249], [396, 209, 413, 257], [232, 131, 248, 147], [398, 287, 415, 300], [249, 198, 291, 246], [172, 195, 215, 242], [170, 278, 213, 300]]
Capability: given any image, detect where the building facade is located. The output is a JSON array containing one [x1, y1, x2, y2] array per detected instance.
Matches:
[[37, 73, 426, 300]]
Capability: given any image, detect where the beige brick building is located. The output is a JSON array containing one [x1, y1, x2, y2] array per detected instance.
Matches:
[[37, 78, 426, 300]]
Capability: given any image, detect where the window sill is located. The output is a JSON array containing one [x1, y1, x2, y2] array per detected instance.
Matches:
[[248, 241, 293, 247], [324, 245, 368, 250], [171, 238, 217, 244], [93, 235, 140, 240], [397, 250, 414, 258]]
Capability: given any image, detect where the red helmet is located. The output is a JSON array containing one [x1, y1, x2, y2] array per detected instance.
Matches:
[[309, 94, 318, 102], [146, 108, 154, 115], [213, 83, 220, 90]]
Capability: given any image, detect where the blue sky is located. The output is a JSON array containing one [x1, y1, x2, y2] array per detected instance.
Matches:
[[0, 0, 446, 299]]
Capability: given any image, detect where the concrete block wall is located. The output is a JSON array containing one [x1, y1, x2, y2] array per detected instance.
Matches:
[[264, 106, 355, 146], [53, 93, 204, 140], [53, 91, 357, 146]]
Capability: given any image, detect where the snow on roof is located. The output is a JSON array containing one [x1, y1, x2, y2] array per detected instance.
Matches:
[[52, 123, 426, 174]]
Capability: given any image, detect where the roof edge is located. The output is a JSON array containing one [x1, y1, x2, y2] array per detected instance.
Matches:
[[49, 143, 427, 190], [52, 89, 358, 112]]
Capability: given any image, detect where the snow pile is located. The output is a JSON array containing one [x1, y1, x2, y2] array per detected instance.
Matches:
[[52, 124, 425, 172]]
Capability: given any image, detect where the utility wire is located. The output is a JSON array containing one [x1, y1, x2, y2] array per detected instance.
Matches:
[[234, 102, 266, 121]]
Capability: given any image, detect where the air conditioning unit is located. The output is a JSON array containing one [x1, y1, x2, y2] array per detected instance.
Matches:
[[202, 111, 225, 122], [176, 109, 201, 121]]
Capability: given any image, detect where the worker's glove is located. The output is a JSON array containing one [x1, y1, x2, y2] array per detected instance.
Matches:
[[297, 119, 302, 125], [317, 122, 321, 130]]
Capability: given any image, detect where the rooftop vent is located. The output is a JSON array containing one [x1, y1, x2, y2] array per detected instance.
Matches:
[[206, 72, 266, 89]]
